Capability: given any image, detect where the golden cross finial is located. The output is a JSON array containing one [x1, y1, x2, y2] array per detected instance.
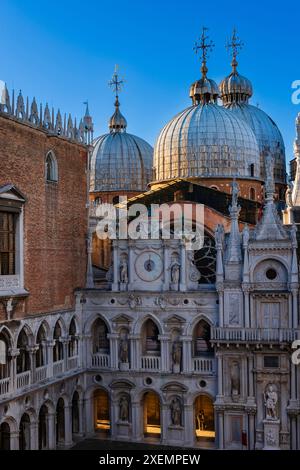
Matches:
[[194, 27, 215, 65], [108, 64, 125, 99], [226, 28, 244, 62]]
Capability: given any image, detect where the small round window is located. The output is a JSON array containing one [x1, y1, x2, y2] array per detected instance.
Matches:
[[266, 268, 277, 280]]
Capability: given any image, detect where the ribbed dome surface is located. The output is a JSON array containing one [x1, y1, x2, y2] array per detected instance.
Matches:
[[153, 103, 260, 182], [90, 132, 153, 192], [224, 103, 286, 183], [219, 71, 253, 104]]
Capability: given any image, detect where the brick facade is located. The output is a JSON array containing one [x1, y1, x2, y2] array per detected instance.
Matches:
[[0, 114, 88, 320]]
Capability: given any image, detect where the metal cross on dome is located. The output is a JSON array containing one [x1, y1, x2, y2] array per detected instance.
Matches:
[[193, 27, 215, 64], [226, 28, 244, 60], [108, 65, 125, 99]]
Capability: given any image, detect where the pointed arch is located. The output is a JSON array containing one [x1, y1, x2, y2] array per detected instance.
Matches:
[[45, 150, 58, 182]]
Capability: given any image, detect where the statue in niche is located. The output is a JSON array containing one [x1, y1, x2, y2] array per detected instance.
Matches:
[[264, 384, 278, 420], [119, 395, 129, 422], [119, 338, 129, 363], [170, 261, 180, 284], [229, 295, 239, 325], [196, 409, 205, 430], [170, 397, 182, 426], [230, 361, 240, 397], [172, 341, 182, 366], [285, 183, 293, 208], [120, 257, 128, 283]]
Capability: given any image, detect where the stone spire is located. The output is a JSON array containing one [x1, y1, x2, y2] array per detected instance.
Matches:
[[292, 113, 300, 206], [83, 101, 94, 144], [255, 152, 287, 240], [225, 179, 242, 281]]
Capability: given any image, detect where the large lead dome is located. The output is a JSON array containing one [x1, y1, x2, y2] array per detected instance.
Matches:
[[219, 34, 286, 184], [153, 81, 260, 183], [90, 97, 153, 192]]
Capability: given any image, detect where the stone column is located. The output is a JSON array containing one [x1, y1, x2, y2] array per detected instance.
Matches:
[[248, 411, 256, 450], [129, 335, 141, 370], [243, 287, 250, 328], [64, 405, 73, 447], [29, 346, 38, 384], [108, 333, 119, 369], [290, 415, 297, 449], [161, 403, 169, 445], [183, 404, 194, 447], [78, 399, 84, 436], [179, 242, 186, 291], [131, 401, 142, 441], [47, 340, 55, 378], [112, 243, 119, 291], [217, 355, 223, 396], [218, 288, 224, 327], [158, 335, 170, 372], [83, 396, 94, 436], [9, 349, 19, 393], [248, 354, 255, 399], [110, 397, 119, 439], [47, 412, 56, 449], [181, 336, 193, 373], [62, 338, 69, 372], [10, 431, 19, 450], [86, 231, 94, 288], [163, 243, 169, 291], [217, 411, 224, 449], [292, 289, 298, 328], [30, 421, 39, 450]]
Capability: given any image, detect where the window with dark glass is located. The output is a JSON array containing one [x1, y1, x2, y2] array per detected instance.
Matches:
[[0, 212, 16, 275], [264, 356, 279, 368]]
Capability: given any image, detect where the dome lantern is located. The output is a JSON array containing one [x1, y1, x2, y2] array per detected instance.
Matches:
[[190, 27, 219, 105], [219, 29, 253, 105]]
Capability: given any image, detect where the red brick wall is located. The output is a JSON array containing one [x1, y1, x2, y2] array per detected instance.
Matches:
[[0, 115, 88, 319]]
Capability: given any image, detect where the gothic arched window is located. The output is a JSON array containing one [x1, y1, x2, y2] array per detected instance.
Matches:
[[194, 232, 216, 284], [45, 151, 58, 182]]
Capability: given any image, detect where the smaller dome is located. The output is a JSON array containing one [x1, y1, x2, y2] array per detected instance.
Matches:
[[109, 97, 127, 132], [190, 76, 219, 105], [219, 59, 253, 105], [189, 61, 219, 105]]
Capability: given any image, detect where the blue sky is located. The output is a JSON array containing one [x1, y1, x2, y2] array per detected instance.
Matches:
[[1, 0, 299, 165]]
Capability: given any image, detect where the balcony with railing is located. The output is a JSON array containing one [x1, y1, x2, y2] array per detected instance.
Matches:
[[91, 353, 110, 369], [212, 327, 300, 343], [53, 360, 64, 377], [140, 355, 161, 371], [0, 377, 10, 395], [193, 357, 215, 374], [16, 370, 31, 389], [67, 355, 79, 371], [35, 365, 49, 382]]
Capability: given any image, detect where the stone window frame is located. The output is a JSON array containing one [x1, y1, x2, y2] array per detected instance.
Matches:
[[45, 150, 58, 183], [0, 185, 26, 295]]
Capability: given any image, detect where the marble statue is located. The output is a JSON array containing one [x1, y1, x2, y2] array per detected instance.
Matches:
[[120, 258, 128, 283], [264, 384, 278, 420], [119, 396, 129, 422], [172, 341, 182, 366], [170, 397, 182, 426], [119, 338, 129, 363], [170, 261, 180, 284], [230, 361, 240, 396]]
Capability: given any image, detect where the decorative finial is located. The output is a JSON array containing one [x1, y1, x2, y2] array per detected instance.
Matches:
[[194, 27, 215, 78], [109, 64, 125, 105], [108, 65, 127, 133], [226, 28, 244, 72], [83, 100, 90, 117]]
